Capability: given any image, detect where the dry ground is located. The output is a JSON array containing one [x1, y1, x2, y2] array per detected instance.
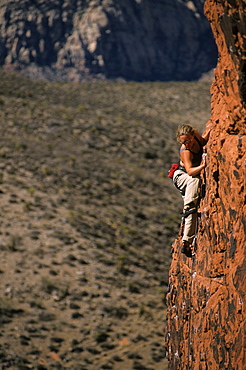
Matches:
[[0, 70, 211, 369]]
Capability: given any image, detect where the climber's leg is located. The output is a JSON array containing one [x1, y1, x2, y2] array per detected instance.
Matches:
[[182, 176, 200, 207], [174, 172, 201, 207], [182, 212, 198, 244], [175, 173, 201, 254]]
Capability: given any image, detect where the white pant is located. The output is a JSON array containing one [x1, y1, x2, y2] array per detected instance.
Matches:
[[173, 170, 201, 243]]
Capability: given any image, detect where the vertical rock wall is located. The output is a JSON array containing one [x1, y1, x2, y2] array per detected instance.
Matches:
[[166, 1, 246, 369]]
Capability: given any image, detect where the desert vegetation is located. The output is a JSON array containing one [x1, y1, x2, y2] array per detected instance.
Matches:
[[0, 69, 211, 369]]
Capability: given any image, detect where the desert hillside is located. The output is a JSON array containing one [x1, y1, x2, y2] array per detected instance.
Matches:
[[0, 70, 211, 369]]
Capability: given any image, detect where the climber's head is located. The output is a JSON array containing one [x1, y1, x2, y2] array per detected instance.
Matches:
[[176, 124, 196, 148], [176, 125, 195, 141]]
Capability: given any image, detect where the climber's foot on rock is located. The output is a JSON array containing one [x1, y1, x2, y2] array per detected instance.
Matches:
[[181, 241, 192, 258]]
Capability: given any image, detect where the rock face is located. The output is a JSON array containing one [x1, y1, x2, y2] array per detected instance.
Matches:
[[166, 1, 246, 369], [0, 0, 217, 81]]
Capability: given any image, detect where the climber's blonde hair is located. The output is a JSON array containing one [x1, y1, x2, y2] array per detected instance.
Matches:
[[176, 124, 196, 142]]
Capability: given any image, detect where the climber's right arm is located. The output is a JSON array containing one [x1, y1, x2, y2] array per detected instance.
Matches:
[[180, 150, 206, 176]]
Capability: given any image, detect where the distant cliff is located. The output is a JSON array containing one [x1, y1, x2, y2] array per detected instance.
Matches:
[[166, 0, 246, 369], [0, 0, 217, 82]]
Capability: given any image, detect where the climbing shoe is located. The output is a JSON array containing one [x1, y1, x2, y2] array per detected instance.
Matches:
[[181, 241, 192, 258]]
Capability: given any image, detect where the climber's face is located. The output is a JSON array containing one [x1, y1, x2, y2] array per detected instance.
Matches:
[[179, 134, 195, 149]]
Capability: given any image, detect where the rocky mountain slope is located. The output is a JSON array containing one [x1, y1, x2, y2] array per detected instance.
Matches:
[[0, 71, 211, 369], [0, 0, 217, 82], [166, 0, 246, 369]]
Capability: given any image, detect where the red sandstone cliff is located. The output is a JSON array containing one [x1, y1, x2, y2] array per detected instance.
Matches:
[[166, 1, 246, 369]]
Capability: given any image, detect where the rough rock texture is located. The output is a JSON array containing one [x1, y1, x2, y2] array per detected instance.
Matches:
[[0, 0, 217, 81], [166, 1, 246, 369]]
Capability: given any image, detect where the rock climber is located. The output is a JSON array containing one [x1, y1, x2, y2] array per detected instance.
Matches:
[[173, 124, 210, 257]]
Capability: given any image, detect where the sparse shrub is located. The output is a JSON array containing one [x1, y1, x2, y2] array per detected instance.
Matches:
[[6, 235, 22, 251], [117, 254, 130, 274], [69, 155, 76, 168], [127, 281, 141, 294], [41, 276, 70, 299], [28, 187, 35, 196], [77, 104, 86, 113], [41, 165, 52, 175], [95, 331, 109, 344], [0, 297, 12, 312], [29, 300, 45, 309], [41, 277, 58, 294]]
